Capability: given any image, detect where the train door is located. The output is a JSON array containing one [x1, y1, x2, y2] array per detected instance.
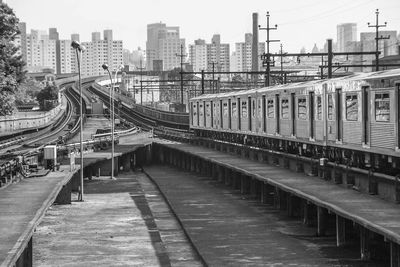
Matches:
[[362, 87, 369, 145], [220, 99, 223, 129], [275, 94, 280, 134], [211, 101, 214, 128], [309, 92, 315, 139], [262, 95, 266, 132], [291, 93, 296, 136], [190, 102, 193, 126], [238, 98, 241, 130], [197, 101, 200, 126], [228, 99, 231, 129], [203, 101, 206, 127], [248, 97, 252, 131], [336, 89, 342, 141], [398, 84, 400, 148]]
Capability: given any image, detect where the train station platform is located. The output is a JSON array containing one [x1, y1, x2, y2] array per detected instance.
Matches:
[[0, 165, 75, 266], [152, 141, 400, 265]]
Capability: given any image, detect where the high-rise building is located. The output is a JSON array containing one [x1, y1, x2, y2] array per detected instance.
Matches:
[[92, 32, 101, 42], [25, 30, 57, 72], [146, 22, 185, 71], [104, 29, 113, 41], [81, 31, 123, 77], [49, 28, 61, 74], [337, 23, 357, 52], [59, 40, 72, 73], [206, 34, 230, 72], [189, 39, 207, 72], [235, 33, 265, 72]]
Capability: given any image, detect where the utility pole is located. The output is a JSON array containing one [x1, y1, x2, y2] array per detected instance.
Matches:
[[176, 44, 187, 105], [259, 11, 279, 87], [210, 61, 217, 93], [279, 44, 289, 84], [137, 58, 145, 105], [368, 9, 390, 71]]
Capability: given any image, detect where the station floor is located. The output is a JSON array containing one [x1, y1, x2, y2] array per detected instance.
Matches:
[[33, 172, 203, 267]]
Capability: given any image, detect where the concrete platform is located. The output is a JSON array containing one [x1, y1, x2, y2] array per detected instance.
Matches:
[[154, 142, 400, 246], [33, 173, 203, 266], [0, 165, 75, 266], [145, 165, 383, 266]]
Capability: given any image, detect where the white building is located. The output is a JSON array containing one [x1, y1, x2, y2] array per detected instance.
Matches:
[[337, 23, 357, 52], [235, 33, 265, 72], [80, 30, 123, 77], [189, 39, 207, 72], [206, 34, 230, 72], [25, 30, 57, 72], [146, 22, 185, 71], [59, 40, 72, 73]]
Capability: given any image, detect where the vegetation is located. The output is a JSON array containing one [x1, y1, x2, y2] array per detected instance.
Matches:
[[0, 3, 26, 115], [36, 84, 58, 111]]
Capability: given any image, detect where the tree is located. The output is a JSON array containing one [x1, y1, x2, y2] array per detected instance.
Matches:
[[0, 3, 26, 114], [36, 85, 58, 111]]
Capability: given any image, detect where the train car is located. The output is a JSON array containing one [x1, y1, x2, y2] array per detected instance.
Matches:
[[189, 69, 400, 173]]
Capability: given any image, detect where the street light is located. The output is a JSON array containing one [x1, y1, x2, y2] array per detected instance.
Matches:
[[102, 63, 116, 179], [71, 40, 86, 201]]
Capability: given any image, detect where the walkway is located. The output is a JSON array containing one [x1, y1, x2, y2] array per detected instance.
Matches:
[[33, 172, 203, 266]]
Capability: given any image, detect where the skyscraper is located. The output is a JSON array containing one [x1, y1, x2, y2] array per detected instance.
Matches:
[[206, 34, 230, 72], [235, 33, 265, 72], [189, 39, 207, 72], [17, 22, 27, 63], [146, 22, 185, 71], [49, 28, 61, 74], [337, 23, 357, 52]]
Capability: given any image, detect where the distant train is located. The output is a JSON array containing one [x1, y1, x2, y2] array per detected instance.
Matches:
[[189, 69, 400, 173]]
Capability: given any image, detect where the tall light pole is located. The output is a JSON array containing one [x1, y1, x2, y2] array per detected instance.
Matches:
[[71, 40, 86, 201], [102, 63, 116, 180]]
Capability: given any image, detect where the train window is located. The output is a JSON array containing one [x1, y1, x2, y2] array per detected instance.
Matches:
[[298, 97, 307, 120], [223, 103, 228, 117], [267, 99, 274, 118], [232, 102, 237, 117], [328, 94, 333, 120], [346, 94, 358, 121], [281, 99, 289, 119], [317, 96, 322, 120], [258, 99, 262, 117], [252, 100, 256, 117], [375, 92, 390, 122], [242, 101, 247, 118]]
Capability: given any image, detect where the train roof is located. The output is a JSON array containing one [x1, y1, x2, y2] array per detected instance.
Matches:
[[190, 68, 400, 101]]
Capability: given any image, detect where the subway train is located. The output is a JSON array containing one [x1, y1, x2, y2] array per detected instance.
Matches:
[[189, 69, 400, 173]]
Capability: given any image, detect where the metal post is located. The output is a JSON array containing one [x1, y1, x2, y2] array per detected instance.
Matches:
[[327, 39, 333, 79], [74, 47, 84, 201], [201, 69, 205, 94], [105, 70, 115, 179]]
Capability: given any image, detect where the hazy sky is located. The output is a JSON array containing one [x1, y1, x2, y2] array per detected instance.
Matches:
[[6, 0, 400, 53]]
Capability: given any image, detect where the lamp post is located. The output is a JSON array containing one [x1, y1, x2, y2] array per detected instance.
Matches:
[[71, 40, 86, 201], [102, 63, 116, 179]]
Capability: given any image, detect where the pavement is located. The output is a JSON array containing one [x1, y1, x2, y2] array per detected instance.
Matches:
[[0, 165, 74, 266], [33, 172, 203, 267], [145, 165, 387, 266]]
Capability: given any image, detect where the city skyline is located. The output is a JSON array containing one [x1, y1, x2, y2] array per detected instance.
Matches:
[[7, 0, 400, 54]]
